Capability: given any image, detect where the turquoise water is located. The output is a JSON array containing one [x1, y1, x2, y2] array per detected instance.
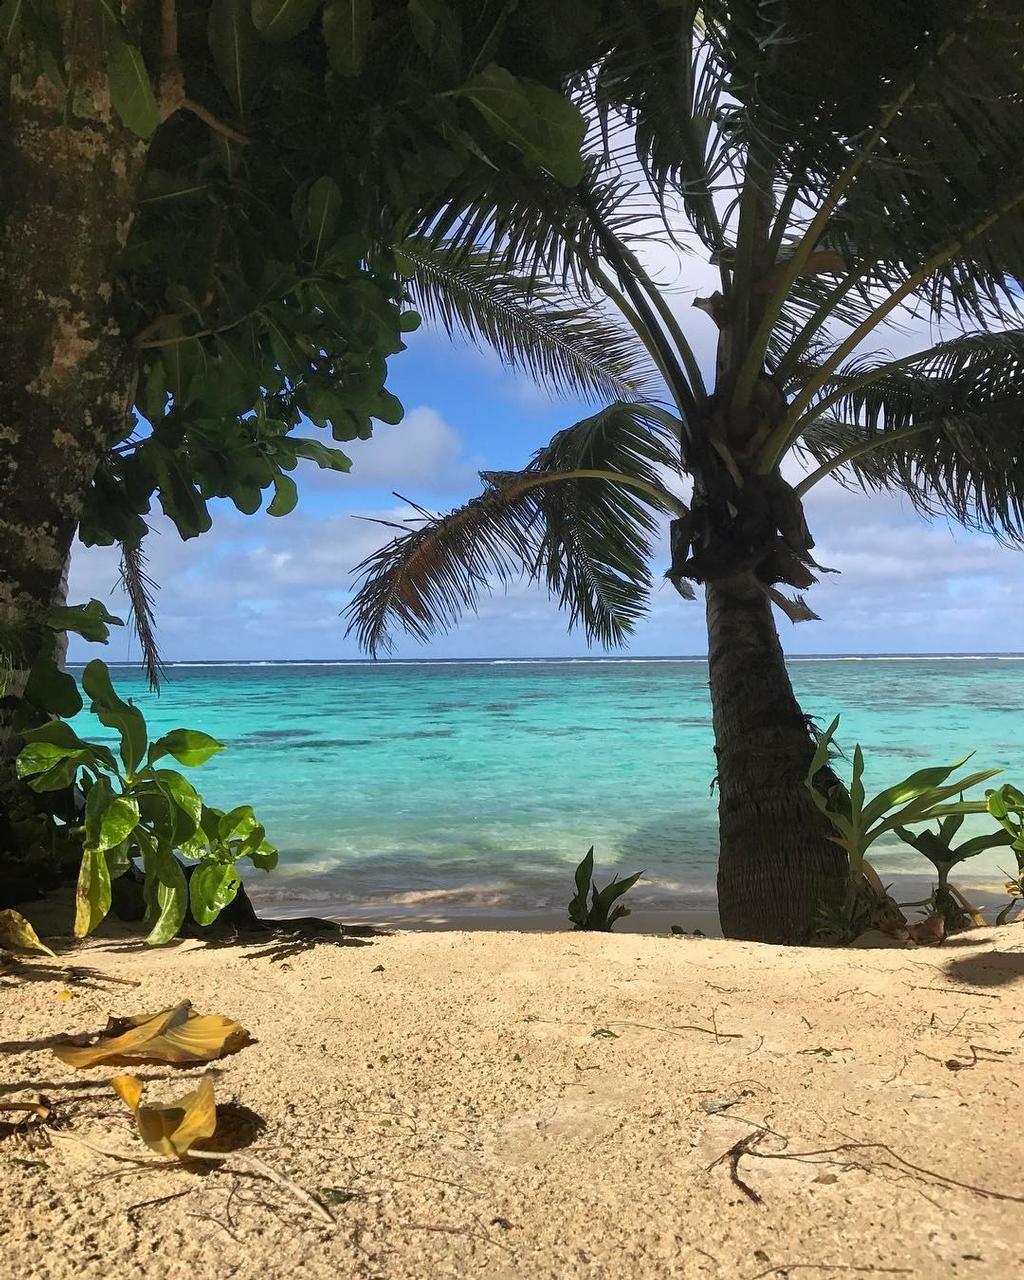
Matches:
[[72, 657, 1024, 919]]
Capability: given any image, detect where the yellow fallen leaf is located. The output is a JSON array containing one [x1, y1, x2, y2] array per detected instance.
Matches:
[[0, 909, 56, 958], [56, 991, 74, 1002], [52, 1000, 253, 1068], [112, 1073, 218, 1158]]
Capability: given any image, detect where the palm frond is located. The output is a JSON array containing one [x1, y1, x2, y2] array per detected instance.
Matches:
[[400, 239, 662, 402], [118, 540, 163, 692], [796, 329, 1024, 540], [345, 403, 684, 655]]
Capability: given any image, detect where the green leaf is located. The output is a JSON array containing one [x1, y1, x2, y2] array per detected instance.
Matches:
[[208, 0, 266, 117], [16, 739, 88, 780], [0, 908, 55, 958], [267, 472, 298, 516], [323, 0, 372, 76], [1, 0, 24, 57], [82, 659, 148, 775], [150, 728, 225, 768], [399, 309, 422, 333], [74, 846, 112, 938], [249, 840, 278, 871], [22, 658, 82, 718], [408, 0, 460, 71], [144, 846, 188, 945], [462, 64, 585, 186], [20, 720, 118, 772], [860, 757, 976, 830], [46, 599, 124, 642], [106, 40, 160, 138], [252, 0, 319, 43], [218, 805, 256, 841], [188, 862, 241, 926], [100, 797, 141, 851], [291, 438, 352, 472], [154, 769, 204, 831], [307, 176, 342, 263]]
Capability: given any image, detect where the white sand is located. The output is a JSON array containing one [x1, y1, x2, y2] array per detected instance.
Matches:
[[2, 921, 1023, 1279]]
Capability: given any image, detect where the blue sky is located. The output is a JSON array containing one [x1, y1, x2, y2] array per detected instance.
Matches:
[[69, 320, 1024, 663]]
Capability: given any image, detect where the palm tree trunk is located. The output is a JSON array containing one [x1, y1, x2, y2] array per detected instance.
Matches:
[[0, 28, 146, 847], [706, 573, 846, 943]]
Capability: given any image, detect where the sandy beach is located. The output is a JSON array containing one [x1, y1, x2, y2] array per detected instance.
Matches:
[[3, 917, 1023, 1280]]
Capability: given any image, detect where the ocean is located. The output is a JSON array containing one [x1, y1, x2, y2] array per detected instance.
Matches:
[[68, 656, 1024, 926]]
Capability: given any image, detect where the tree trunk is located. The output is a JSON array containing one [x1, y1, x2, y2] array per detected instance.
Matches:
[[707, 573, 846, 943], [0, 30, 147, 822]]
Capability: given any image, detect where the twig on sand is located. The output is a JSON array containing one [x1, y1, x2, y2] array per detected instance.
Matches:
[[708, 1129, 765, 1205], [748, 1265, 912, 1279], [48, 1131, 336, 1227], [407, 1218, 513, 1254], [910, 985, 999, 1000], [606, 1019, 742, 1040]]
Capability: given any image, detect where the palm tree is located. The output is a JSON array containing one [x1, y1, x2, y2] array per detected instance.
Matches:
[[346, 2, 1024, 943]]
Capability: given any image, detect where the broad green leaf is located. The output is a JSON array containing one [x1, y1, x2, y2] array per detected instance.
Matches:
[[27, 756, 82, 792], [251, 0, 319, 43], [267, 471, 298, 516], [154, 769, 204, 830], [399, 309, 422, 333], [249, 840, 278, 871], [859, 756, 976, 830], [45, 599, 123, 642], [307, 176, 342, 263], [100, 797, 141, 851], [872, 769, 1003, 838], [106, 41, 160, 138], [408, 0, 460, 70], [150, 729, 225, 768], [16, 738, 87, 780], [323, 0, 372, 76], [145, 847, 188, 945], [462, 64, 585, 186], [20, 719, 118, 772], [75, 846, 112, 937], [208, 0, 266, 117], [23, 657, 83, 717], [291, 437, 352, 472], [105, 842, 132, 879], [189, 862, 241, 926], [0, 908, 55, 957], [218, 805, 256, 841], [82, 659, 147, 774]]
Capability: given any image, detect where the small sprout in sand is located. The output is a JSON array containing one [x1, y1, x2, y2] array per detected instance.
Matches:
[[320, 1187, 361, 1205], [0, 909, 56, 957], [52, 999, 252, 1068], [568, 847, 642, 932], [112, 1073, 218, 1158]]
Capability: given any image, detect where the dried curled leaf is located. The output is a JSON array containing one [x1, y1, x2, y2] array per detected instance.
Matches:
[[0, 1098, 53, 1139], [52, 999, 253, 1068], [0, 909, 56, 958], [112, 1072, 217, 1158]]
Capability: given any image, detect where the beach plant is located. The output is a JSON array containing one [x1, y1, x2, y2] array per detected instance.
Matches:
[[806, 716, 1020, 937], [567, 847, 643, 932], [892, 815, 1011, 934], [15, 657, 276, 945], [346, 4, 1024, 945], [983, 785, 1024, 923]]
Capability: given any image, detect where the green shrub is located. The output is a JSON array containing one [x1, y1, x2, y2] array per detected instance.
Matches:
[[16, 658, 275, 945]]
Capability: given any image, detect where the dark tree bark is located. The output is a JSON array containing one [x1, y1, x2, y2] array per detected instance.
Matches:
[[0, 25, 147, 818], [706, 573, 846, 943]]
